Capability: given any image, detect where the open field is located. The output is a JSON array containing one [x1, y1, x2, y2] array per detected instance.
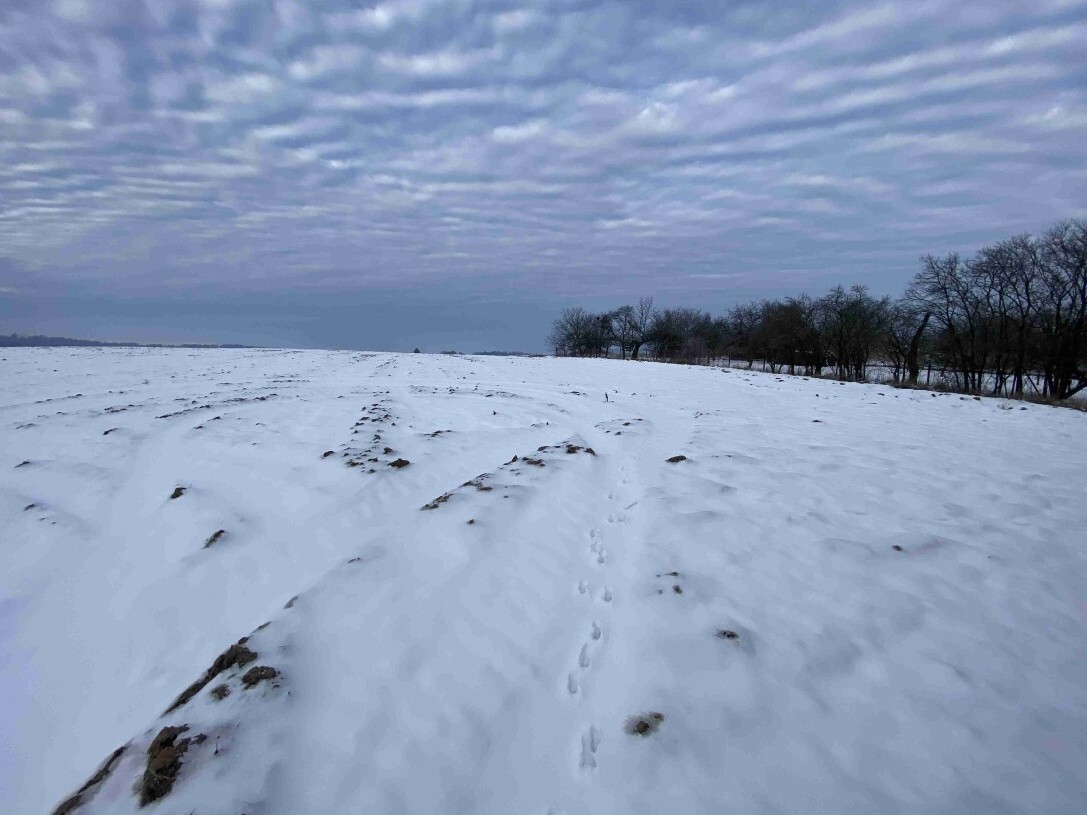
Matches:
[[3, 348, 1087, 815]]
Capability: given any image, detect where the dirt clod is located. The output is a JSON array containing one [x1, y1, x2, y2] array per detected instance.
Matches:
[[241, 665, 279, 688], [140, 725, 196, 806], [164, 640, 257, 713], [624, 711, 665, 736], [203, 529, 226, 548], [140, 730, 197, 808], [52, 745, 127, 815]]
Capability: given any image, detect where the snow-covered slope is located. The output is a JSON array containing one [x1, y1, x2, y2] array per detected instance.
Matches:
[[2, 348, 1086, 815]]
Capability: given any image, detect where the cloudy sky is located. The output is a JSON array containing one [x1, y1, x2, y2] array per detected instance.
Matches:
[[1, 0, 1086, 350]]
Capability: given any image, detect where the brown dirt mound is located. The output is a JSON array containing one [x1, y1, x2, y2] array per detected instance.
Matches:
[[241, 665, 280, 688], [203, 529, 226, 548], [140, 725, 205, 806], [52, 745, 127, 815], [623, 711, 665, 736], [164, 639, 257, 714]]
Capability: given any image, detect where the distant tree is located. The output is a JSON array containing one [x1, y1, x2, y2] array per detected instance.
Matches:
[[612, 306, 640, 359], [1036, 219, 1087, 398], [630, 297, 655, 359], [885, 300, 931, 384], [726, 302, 760, 368], [542, 216, 1087, 401]]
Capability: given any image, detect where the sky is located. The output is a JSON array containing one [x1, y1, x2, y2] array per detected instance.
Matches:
[[1, 0, 1086, 351]]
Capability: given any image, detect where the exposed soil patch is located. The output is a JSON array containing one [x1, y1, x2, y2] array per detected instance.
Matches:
[[422, 491, 453, 511], [666, 455, 687, 463], [388, 458, 411, 469], [241, 665, 279, 688], [672, 585, 683, 594], [210, 684, 230, 701], [203, 529, 226, 548], [164, 639, 257, 713], [169, 486, 186, 500], [141, 725, 203, 806], [565, 443, 596, 455], [52, 744, 127, 815], [624, 711, 665, 736], [716, 629, 739, 640], [321, 450, 335, 458]]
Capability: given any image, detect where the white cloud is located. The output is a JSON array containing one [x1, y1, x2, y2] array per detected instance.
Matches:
[[492, 119, 548, 144], [377, 47, 497, 77], [204, 73, 281, 104]]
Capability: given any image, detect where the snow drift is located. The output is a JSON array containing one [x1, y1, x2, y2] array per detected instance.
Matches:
[[2, 348, 1086, 814]]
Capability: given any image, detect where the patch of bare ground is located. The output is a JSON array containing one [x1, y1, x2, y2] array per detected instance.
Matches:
[[623, 712, 665, 736], [164, 639, 257, 714], [241, 666, 280, 688], [52, 745, 127, 815], [203, 529, 226, 548], [140, 725, 206, 806]]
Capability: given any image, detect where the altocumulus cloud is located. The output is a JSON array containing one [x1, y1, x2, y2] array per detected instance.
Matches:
[[1, 0, 1086, 323]]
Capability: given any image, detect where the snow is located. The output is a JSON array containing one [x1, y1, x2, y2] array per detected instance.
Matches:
[[2, 347, 1086, 815]]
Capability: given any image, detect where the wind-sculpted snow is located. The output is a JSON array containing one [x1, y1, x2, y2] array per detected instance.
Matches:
[[1, 348, 1086, 814]]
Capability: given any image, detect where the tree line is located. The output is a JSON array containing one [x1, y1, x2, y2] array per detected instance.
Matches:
[[547, 219, 1087, 400]]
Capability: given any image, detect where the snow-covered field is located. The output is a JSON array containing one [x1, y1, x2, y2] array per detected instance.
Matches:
[[3, 348, 1086, 815]]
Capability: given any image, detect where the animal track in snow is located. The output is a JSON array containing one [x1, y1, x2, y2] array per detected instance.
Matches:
[[579, 644, 590, 668], [589, 530, 607, 565], [591, 621, 601, 640], [579, 726, 602, 769]]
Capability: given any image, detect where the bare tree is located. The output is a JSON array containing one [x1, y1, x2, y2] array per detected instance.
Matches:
[[1037, 219, 1087, 398], [630, 297, 655, 360], [544, 217, 1087, 401], [886, 299, 932, 384]]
